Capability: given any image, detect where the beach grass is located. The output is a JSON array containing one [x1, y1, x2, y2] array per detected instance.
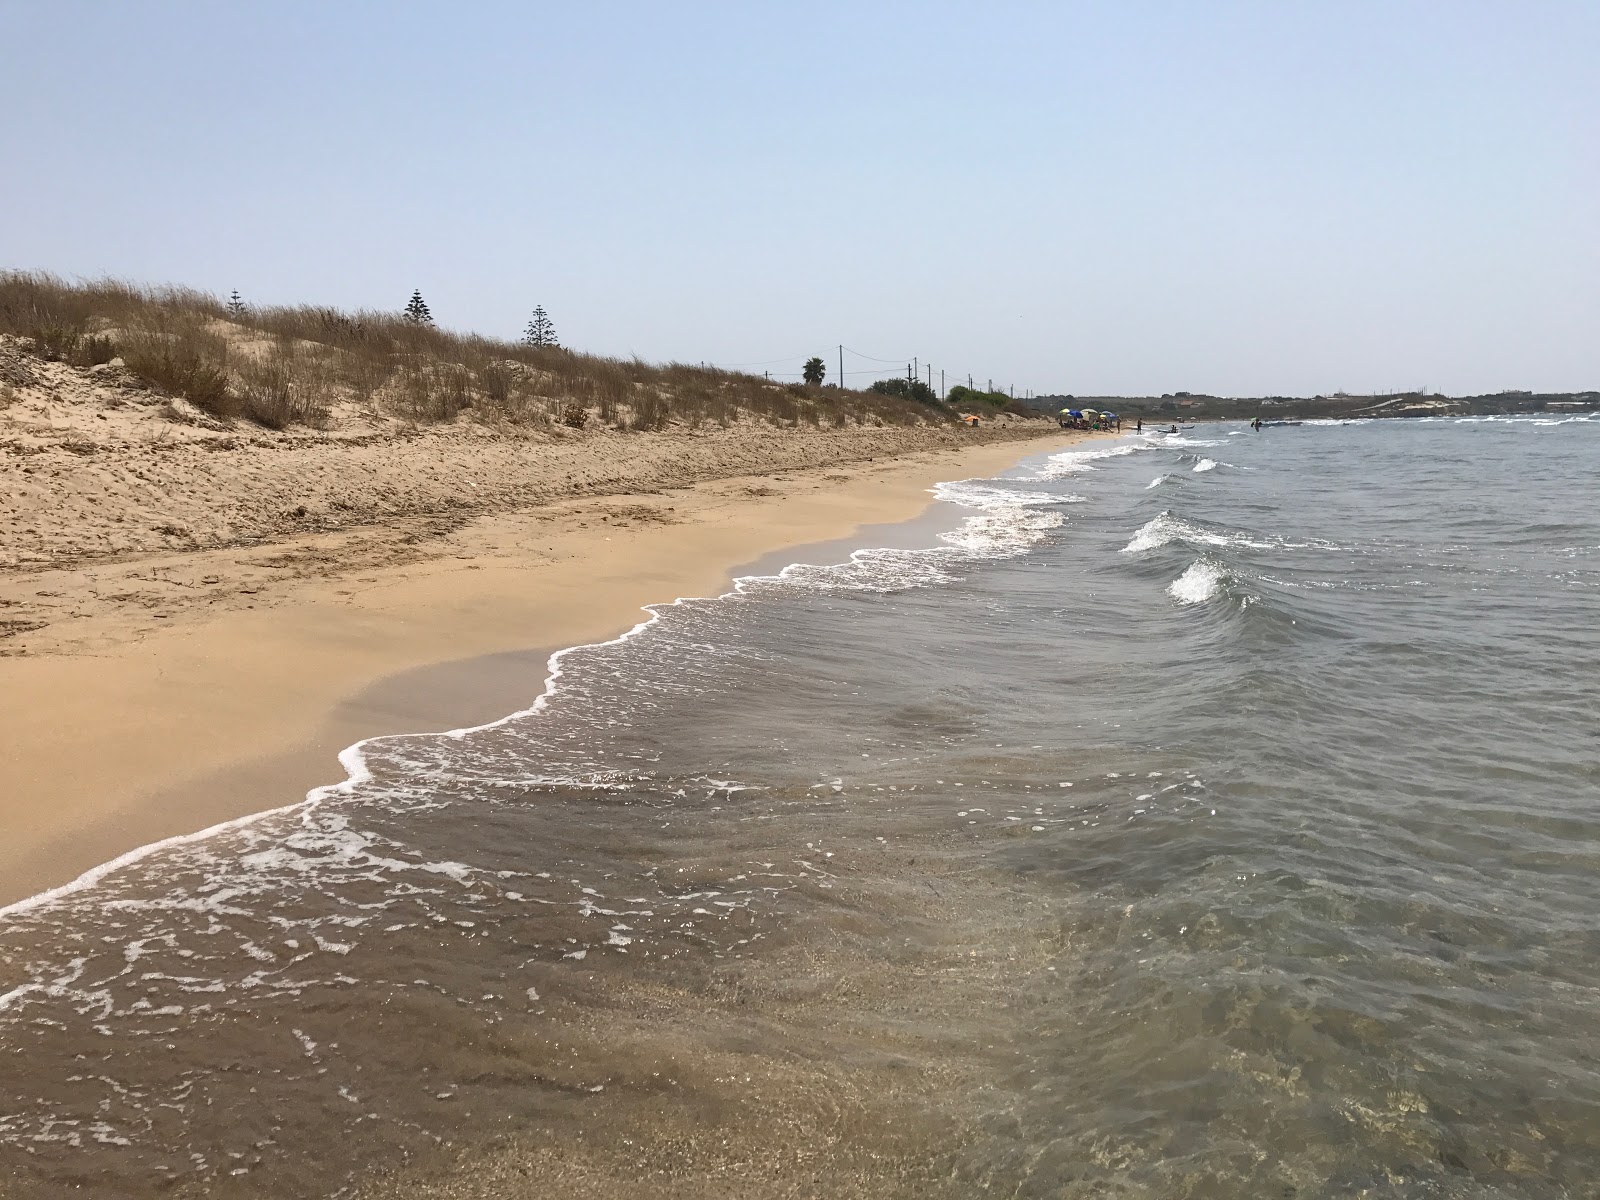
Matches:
[[0, 271, 955, 433]]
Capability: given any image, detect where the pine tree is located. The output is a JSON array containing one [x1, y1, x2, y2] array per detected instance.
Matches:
[[522, 305, 558, 348], [403, 290, 433, 326], [226, 290, 245, 318]]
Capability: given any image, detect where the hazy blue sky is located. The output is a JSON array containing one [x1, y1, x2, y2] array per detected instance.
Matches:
[[4, 2, 1595, 396]]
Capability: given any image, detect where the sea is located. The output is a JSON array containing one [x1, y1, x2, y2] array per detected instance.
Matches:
[[2, 415, 1597, 1199]]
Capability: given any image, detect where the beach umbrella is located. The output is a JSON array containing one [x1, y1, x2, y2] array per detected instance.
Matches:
[[1068, 410, 1083, 419]]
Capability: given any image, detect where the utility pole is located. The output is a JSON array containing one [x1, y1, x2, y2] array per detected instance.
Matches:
[[839, 345, 843, 393], [914, 356, 918, 384], [968, 374, 973, 389], [927, 364, 932, 392], [940, 369, 945, 399]]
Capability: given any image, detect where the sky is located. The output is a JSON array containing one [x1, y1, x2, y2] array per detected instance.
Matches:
[[3, 1, 1595, 397]]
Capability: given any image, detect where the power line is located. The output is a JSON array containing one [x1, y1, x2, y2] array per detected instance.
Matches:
[[707, 352, 818, 368], [840, 345, 914, 364]]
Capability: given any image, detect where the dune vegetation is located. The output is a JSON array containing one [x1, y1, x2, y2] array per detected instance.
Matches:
[[0, 272, 964, 434]]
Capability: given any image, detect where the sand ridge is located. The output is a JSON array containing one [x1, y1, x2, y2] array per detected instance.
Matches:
[[0, 333, 1041, 574]]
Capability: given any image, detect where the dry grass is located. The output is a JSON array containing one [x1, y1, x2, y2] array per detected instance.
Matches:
[[119, 327, 237, 418], [0, 271, 969, 433], [232, 337, 332, 429]]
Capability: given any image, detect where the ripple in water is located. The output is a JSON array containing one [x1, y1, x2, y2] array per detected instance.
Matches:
[[4, 421, 1600, 1197]]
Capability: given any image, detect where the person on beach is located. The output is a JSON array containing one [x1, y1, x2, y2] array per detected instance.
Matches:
[[1136, 417, 1142, 433]]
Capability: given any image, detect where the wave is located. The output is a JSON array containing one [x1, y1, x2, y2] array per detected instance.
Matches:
[[1454, 414, 1596, 425], [1167, 558, 1228, 604], [1121, 512, 1344, 556], [1146, 474, 1173, 490], [1029, 441, 1146, 479], [1122, 512, 1273, 554], [1192, 458, 1219, 473], [927, 479, 1071, 561]]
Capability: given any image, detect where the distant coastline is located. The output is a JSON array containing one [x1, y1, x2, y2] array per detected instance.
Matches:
[[1027, 387, 1600, 422]]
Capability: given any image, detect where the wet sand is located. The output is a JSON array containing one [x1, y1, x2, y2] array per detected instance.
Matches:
[[0, 434, 1092, 910]]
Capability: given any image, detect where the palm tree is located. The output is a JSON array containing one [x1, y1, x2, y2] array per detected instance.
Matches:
[[802, 356, 826, 386]]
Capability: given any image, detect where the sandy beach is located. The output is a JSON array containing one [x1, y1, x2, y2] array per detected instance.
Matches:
[[0, 431, 1091, 910]]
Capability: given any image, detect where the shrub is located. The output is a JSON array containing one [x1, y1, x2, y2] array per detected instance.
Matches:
[[335, 349, 393, 401], [121, 332, 237, 418], [478, 360, 516, 406], [869, 377, 941, 406], [560, 403, 588, 428], [627, 393, 670, 431], [234, 340, 330, 429], [28, 326, 81, 361], [391, 365, 472, 424], [72, 334, 119, 367]]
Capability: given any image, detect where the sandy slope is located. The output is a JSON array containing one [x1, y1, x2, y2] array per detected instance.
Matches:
[[0, 337, 1039, 572]]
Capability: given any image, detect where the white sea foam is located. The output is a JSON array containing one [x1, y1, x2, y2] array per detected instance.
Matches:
[[1122, 513, 1266, 553], [1453, 414, 1595, 425], [1167, 559, 1227, 604], [1028, 441, 1145, 479], [1121, 512, 1331, 555], [1193, 458, 1219, 473], [1146, 475, 1171, 489]]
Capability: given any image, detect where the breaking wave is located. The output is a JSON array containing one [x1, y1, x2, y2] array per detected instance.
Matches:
[[1029, 442, 1147, 480], [1167, 557, 1228, 604]]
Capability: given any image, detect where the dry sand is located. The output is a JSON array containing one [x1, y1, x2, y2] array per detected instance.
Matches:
[[0, 428, 1093, 908]]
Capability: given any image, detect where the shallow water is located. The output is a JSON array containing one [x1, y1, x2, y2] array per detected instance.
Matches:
[[2, 417, 1598, 1197]]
